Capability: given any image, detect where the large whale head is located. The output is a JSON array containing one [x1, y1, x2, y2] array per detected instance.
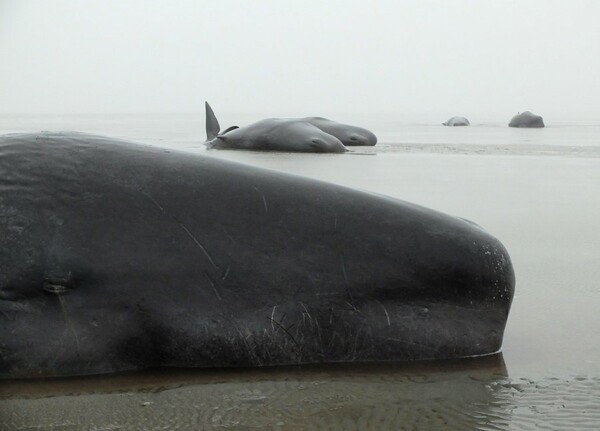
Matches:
[[302, 117, 378, 146], [0, 132, 514, 378]]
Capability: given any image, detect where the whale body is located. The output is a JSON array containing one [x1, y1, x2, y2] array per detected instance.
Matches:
[[0, 132, 515, 378], [509, 111, 545, 128], [205, 103, 346, 153], [204, 102, 377, 151], [443, 116, 470, 127]]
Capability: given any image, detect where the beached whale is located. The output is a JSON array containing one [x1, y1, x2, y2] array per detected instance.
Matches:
[[300, 117, 377, 146], [205, 102, 346, 153], [204, 102, 377, 151], [0, 132, 515, 378], [509, 111, 545, 128], [443, 116, 470, 127]]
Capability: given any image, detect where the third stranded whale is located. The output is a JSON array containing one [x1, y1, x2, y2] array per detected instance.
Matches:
[[509, 111, 545, 128], [204, 102, 377, 152], [0, 132, 514, 378]]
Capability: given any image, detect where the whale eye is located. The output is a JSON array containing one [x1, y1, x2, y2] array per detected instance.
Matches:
[[43, 273, 73, 295]]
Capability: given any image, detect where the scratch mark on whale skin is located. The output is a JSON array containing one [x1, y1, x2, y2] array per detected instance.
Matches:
[[378, 301, 391, 326], [141, 190, 219, 269], [340, 253, 348, 282], [253, 186, 268, 214], [221, 265, 231, 281], [221, 226, 236, 244], [266, 316, 301, 352], [270, 305, 277, 331], [179, 223, 218, 269], [203, 272, 222, 301], [141, 191, 164, 212], [339, 253, 356, 306]]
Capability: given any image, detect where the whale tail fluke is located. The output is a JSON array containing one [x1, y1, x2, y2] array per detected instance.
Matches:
[[205, 101, 221, 141]]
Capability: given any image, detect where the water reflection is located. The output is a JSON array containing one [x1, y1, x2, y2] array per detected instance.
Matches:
[[0, 355, 512, 430], [2, 354, 599, 429]]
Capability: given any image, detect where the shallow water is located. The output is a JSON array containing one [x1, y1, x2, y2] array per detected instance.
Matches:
[[1, 115, 599, 429], [2, 358, 599, 431]]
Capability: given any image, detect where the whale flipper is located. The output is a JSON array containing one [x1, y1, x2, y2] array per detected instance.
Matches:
[[220, 125, 239, 135], [205, 101, 221, 141]]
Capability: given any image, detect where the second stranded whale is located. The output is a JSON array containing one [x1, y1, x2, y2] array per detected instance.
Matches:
[[299, 116, 377, 146], [0, 132, 514, 378], [443, 116, 470, 127], [204, 102, 377, 152]]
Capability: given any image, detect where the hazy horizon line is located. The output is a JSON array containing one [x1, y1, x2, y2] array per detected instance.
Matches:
[[0, 111, 598, 123]]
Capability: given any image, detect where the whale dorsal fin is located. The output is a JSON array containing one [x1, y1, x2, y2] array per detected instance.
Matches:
[[205, 101, 221, 141]]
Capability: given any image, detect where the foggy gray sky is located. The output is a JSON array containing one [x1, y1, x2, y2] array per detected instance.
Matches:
[[1, 0, 599, 120]]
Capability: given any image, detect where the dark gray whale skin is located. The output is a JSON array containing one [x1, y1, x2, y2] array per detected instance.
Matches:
[[509, 111, 545, 128], [207, 118, 348, 153], [0, 132, 515, 378], [204, 102, 376, 150], [443, 116, 470, 127], [205, 103, 346, 153]]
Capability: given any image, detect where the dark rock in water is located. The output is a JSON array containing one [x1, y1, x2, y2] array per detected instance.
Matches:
[[443, 116, 470, 127], [0, 132, 515, 378], [509, 111, 545, 128]]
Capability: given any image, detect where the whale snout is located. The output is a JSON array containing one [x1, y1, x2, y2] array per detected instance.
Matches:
[[363, 130, 378, 146], [347, 131, 377, 146], [392, 217, 515, 357]]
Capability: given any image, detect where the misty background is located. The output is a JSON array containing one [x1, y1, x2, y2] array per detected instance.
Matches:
[[1, 0, 599, 122]]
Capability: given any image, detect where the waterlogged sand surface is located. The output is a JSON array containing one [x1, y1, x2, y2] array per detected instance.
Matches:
[[1, 115, 600, 429], [2, 358, 599, 430]]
